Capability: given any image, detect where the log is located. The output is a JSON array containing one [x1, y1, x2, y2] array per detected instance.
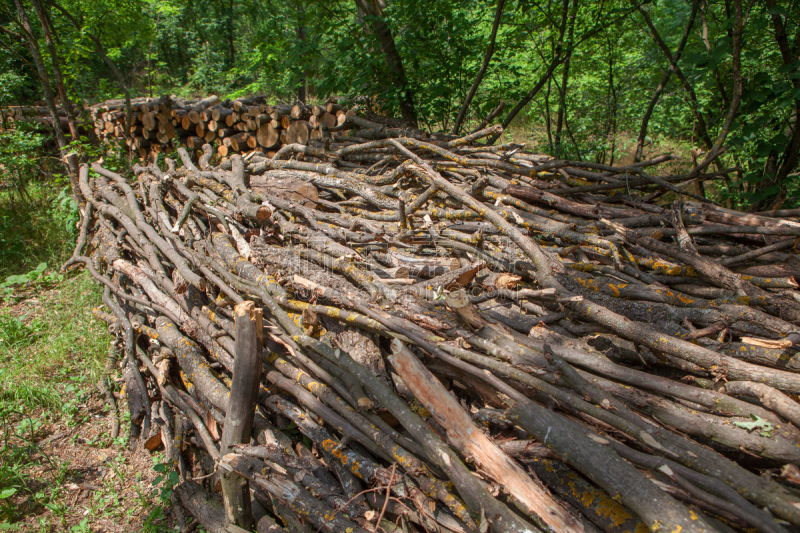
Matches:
[[229, 133, 250, 152], [256, 123, 279, 148], [175, 481, 226, 533], [389, 338, 582, 532], [250, 176, 318, 208], [220, 301, 263, 529], [284, 121, 309, 145]]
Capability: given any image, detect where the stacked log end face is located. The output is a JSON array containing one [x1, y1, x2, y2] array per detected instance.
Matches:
[[86, 94, 356, 161], [66, 115, 800, 533]]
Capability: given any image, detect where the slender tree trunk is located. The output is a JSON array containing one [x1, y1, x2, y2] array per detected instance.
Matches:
[[544, 76, 554, 153], [750, 0, 800, 210], [31, 0, 78, 142], [607, 53, 617, 166], [554, 0, 578, 157], [296, 3, 307, 104], [452, 0, 505, 134], [491, 0, 570, 143], [227, 0, 235, 65], [636, 2, 714, 152], [700, 1, 730, 109], [13, 0, 79, 197], [553, 56, 569, 157], [691, 0, 744, 174], [633, 0, 699, 162], [49, 0, 134, 141], [354, 0, 417, 126]]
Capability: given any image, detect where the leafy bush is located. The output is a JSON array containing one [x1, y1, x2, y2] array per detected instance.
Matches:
[[0, 128, 45, 200], [0, 184, 77, 279]]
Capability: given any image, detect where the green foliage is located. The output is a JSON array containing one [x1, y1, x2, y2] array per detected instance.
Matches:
[[3, 262, 48, 285], [143, 456, 179, 532], [734, 414, 775, 438], [0, 311, 45, 349], [0, 127, 46, 199], [151, 458, 180, 502], [1, 0, 798, 207], [0, 184, 78, 280]]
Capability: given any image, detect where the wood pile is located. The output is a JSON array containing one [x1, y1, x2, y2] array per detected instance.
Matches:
[[67, 116, 800, 533], [1, 102, 89, 133], [2, 95, 356, 160], [87, 95, 355, 159]]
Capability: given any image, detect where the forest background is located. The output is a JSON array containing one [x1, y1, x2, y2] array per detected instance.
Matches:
[[0, 0, 798, 211]]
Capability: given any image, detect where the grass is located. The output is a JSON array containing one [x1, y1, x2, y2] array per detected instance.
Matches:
[[0, 182, 109, 409], [0, 272, 110, 408], [0, 182, 171, 531], [0, 181, 107, 530]]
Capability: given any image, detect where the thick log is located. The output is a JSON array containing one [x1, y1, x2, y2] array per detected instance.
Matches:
[[220, 301, 263, 530], [256, 123, 279, 148], [285, 121, 309, 145], [175, 481, 226, 533], [507, 400, 715, 533]]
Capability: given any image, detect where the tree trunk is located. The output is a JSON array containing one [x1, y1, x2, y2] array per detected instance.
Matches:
[[637, 3, 714, 152], [633, 0, 699, 162], [226, 0, 235, 65], [30, 0, 79, 142], [49, 0, 134, 141], [491, 0, 570, 143], [750, 0, 800, 210], [691, 0, 743, 174], [700, 2, 730, 109], [296, 4, 307, 103], [14, 0, 79, 197], [452, 0, 505, 134], [353, 0, 417, 126], [606, 50, 617, 165], [554, 0, 578, 157]]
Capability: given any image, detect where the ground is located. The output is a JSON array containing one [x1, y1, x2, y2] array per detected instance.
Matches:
[[0, 274, 176, 533]]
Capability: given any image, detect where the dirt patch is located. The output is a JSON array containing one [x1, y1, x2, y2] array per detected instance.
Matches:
[[5, 396, 176, 532]]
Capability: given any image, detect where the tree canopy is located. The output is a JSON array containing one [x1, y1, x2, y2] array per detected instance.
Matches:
[[1, 0, 798, 208]]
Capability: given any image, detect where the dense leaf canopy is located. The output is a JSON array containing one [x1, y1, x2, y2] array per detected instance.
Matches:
[[1, 0, 798, 208]]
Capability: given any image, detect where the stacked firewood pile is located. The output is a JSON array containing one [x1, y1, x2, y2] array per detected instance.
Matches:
[[1, 102, 88, 133], [3, 95, 356, 160], [88, 95, 355, 159], [67, 115, 800, 533]]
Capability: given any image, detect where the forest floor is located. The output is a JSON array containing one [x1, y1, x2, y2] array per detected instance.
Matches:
[[0, 274, 178, 532], [0, 184, 178, 532]]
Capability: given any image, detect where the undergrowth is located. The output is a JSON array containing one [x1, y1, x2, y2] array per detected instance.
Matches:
[[0, 182, 129, 530], [0, 182, 77, 280]]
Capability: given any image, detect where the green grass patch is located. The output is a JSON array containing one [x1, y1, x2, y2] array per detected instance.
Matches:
[[0, 272, 110, 411], [0, 176, 115, 528], [0, 178, 108, 411]]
